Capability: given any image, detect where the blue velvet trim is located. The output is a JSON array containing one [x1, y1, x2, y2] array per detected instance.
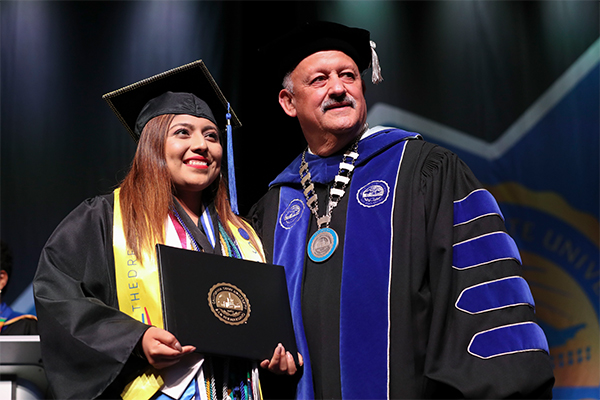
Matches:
[[453, 232, 522, 270], [468, 322, 550, 359], [269, 129, 416, 398], [273, 187, 314, 399], [269, 128, 419, 187], [456, 276, 535, 314], [339, 140, 407, 399], [454, 189, 503, 226]]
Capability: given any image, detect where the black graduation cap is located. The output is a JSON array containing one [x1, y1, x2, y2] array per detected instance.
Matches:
[[102, 60, 241, 142], [259, 21, 383, 84], [102, 60, 243, 214]]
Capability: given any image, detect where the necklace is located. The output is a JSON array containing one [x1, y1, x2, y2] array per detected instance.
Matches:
[[300, 126, 365, 262]]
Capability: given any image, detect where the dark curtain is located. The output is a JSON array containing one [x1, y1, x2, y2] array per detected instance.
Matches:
[[2, 1, 598, 398]]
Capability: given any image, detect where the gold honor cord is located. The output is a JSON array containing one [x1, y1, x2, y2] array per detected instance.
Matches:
[[113, 188, 165, 399]]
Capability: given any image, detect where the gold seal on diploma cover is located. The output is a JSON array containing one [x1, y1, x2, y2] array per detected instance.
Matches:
[[208, 283, 251, 325]]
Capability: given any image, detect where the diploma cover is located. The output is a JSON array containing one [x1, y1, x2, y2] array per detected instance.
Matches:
[[155, 244, 298, 364]]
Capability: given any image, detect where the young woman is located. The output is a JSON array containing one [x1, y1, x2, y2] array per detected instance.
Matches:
[[33, 61, 298, 400]]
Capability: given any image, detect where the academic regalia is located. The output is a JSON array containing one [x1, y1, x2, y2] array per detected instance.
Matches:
[[34, 194, 150, 399], [0, 302, 38, 335], [34, 59, 268, 399], [34, 192, 263, 399], [250, 126, 555, 399]]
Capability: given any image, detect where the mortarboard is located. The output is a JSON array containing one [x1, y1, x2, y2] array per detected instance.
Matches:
[[103, 60, 240, 141], [102, 60, 242, 214], [260, 21, 383, 85]]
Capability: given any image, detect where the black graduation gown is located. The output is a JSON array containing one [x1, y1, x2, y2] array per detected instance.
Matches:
[[250, 128, 555, 399], [34, 194, 146, 399], [33, 193, 222, 399]]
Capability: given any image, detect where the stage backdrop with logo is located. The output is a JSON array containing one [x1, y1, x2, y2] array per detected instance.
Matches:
[[355, 2, 598, 398], [2, 2, 598, 399]]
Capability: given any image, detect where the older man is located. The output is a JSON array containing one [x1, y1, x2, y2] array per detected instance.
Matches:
[[251, 21, 554, 399]]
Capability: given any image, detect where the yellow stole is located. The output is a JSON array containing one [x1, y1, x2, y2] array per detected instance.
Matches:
[[219, 220, 266, 262], [113, 188, 165, 400], [113, 188, 265, 400]]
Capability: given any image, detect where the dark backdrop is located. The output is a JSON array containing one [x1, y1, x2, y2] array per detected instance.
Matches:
[[2, 2, 598, 397]]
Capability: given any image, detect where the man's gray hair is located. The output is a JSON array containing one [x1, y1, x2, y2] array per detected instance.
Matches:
[[282, 72, 294, 93]]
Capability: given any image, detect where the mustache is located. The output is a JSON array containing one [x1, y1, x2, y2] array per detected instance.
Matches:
[[321, 95, 356, 112]]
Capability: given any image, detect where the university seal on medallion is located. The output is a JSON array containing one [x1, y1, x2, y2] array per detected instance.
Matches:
[[208, 283, 250, 325], [307, 227, 339, 263]]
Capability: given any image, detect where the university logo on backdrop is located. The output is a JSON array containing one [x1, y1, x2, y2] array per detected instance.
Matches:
[[368, 39, 599, 399]]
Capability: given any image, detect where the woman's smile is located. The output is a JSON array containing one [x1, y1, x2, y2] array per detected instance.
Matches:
[[184, 155, 210, 169], [165, 114, 222, 196]]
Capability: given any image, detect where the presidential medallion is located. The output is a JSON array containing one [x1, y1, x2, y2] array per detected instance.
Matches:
[[299, 125, 367, 264], [307, 227, 339, 262]]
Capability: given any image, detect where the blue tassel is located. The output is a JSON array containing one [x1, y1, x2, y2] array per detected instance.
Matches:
[[226, 103, 239, 215]]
